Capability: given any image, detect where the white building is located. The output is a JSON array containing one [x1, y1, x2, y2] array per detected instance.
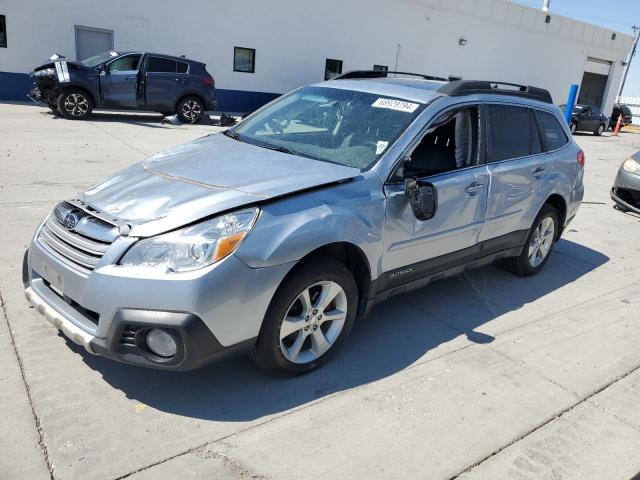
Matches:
[[0, 0, 634, 113]]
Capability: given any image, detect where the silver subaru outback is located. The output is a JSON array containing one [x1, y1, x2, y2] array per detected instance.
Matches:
[[23, 74, 584, 375]]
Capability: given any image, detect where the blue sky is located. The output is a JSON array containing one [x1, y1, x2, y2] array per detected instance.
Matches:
[[513, 0, 640, 96]]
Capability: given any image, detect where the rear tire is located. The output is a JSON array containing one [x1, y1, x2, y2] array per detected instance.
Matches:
[[57, 88, 93, 120], [252, 257, 358, 376], [503, 204, 559, 277], [176, 96, 205, 124]]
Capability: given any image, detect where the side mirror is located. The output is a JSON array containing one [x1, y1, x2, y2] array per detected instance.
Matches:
[[405, 178, 437, 221], [97, 64, 107, 75]]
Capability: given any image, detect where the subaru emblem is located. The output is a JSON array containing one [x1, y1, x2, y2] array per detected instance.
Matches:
[[63, 212, 80, 230]]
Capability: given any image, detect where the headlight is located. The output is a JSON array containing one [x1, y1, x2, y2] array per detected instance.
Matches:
[[623, 158, 640, 174], [120, 208, 258, 272]]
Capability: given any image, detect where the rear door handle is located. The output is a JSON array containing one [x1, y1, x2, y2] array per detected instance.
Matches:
[[532, 167, 546, 178], [465, 182, 484, 195]]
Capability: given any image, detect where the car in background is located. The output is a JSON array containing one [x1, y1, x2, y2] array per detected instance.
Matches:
[[560, 104, 609, 136], [29, 51, 216, 123], [610, 104, 633, 130], [611, 152, 640, 214]]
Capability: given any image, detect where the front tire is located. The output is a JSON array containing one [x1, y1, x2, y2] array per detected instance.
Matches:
[[594, 123, 605, 136], [569, 122, 577, 134], [176, 96, 205, 124], [252, 257, 358, 376], [57, 89, 93, 120], [503, 204, 559, 277]]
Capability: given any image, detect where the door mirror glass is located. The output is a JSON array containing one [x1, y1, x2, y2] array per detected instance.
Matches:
[[405, 178, 437, 221]]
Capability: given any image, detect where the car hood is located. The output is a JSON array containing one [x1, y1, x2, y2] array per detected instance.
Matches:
[[78, 133, 360, 237]]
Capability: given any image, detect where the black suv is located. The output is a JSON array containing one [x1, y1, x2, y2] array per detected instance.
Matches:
[[610, 104, 633, 130], [29, 51, 216, 123]]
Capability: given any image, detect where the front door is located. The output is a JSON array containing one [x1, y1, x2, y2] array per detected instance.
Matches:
[[382, 105, 489, 284], [100, 54, 141, 108]]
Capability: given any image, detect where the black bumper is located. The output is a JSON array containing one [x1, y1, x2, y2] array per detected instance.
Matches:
[[611, 187, 640, 215], [89, 309, 255, 371]]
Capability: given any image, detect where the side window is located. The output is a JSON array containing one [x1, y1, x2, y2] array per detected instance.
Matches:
[[486, 105, 537, 162], [404, 106, 480, 178], [535, 110, 569, 151], [592, 107, 602, 116], [176, 61, 188, 73], [147, 57, 177, 73], [109, 55, 141, 72]]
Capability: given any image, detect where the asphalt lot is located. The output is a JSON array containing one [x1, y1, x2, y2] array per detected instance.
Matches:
[[1, 102, 640, 480]]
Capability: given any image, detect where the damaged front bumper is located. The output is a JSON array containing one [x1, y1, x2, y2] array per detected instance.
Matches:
[[611, 161, 640, 214]]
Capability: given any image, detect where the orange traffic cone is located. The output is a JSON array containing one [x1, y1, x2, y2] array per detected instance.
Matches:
[[614, 114, 624, 136]]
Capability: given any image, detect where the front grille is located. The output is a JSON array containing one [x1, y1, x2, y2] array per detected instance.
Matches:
[[120, 325, 140, 348], [38, 204, 116, 272]]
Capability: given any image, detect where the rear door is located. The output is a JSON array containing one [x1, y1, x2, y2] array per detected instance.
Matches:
[[478, 104, 547, 242], [99, 54, 141, 107], [382, 104, 490, 278], [144, 56, 179, 110]]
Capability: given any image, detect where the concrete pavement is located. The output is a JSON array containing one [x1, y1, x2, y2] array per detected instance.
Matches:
[[1, 103, 639, 479]]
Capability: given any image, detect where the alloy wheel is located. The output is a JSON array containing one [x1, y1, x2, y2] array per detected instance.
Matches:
[[598, 124, 604, 135], [279, 281, 348, 364], [181, 100, 202, 123], [528, 217, 555, 268], [64, 93, 89, 117]]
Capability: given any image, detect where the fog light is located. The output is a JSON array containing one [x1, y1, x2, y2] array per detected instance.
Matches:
[[146, 329, 177, 358]]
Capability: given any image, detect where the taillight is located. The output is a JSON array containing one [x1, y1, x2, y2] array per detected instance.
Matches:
[[577, 150, 585, 167], [203, 75, 214, 87]]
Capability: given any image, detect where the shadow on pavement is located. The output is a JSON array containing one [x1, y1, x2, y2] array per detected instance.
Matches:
[[70, 239, 608, 422]]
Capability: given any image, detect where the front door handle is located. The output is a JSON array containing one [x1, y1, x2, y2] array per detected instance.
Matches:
[[532, 167, 546, 178], [465, 182, 484, 195]]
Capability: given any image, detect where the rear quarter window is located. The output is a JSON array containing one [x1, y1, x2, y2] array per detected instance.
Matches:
[[177, 61, 188, 73], [535, 111, 569, 151]]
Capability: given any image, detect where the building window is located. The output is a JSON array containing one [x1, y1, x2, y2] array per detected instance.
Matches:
[[325, 59, 343, 80], [0, 15, 7, 48], [234, 47, 255, 73], [373, 65, 388, 72]]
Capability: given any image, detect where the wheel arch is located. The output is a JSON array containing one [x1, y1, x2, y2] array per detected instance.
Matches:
[[544, 193, 567, 239], [173, 92, 206, 111], [59, 85, 97, 107], [271, 242, 373, 318]]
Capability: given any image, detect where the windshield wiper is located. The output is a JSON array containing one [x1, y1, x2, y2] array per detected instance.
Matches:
[[223, 130, 242, 141]]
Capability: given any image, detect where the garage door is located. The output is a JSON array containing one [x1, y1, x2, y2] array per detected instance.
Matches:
[[75, 25, 114, 61], [578, 57, 612, 110]]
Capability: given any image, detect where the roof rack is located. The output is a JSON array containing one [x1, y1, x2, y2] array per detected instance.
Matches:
[[334, 70, 452, 82], [437, 80, 553, 104]]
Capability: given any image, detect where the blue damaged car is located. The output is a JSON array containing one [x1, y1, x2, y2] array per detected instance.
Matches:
[[29, 51, 216, 123], [23, 74, 584, 375]]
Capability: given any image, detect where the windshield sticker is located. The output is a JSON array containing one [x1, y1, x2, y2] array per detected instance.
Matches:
[[372, 98, 419, 113], [376, 141, 389, 155]]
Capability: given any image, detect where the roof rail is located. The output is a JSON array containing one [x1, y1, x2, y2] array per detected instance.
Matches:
[[437, 80, 553, 104], [333, 70, 452, 82]]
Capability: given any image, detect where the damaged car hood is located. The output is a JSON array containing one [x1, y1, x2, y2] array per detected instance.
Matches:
[[78, 133, 360, 237]]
